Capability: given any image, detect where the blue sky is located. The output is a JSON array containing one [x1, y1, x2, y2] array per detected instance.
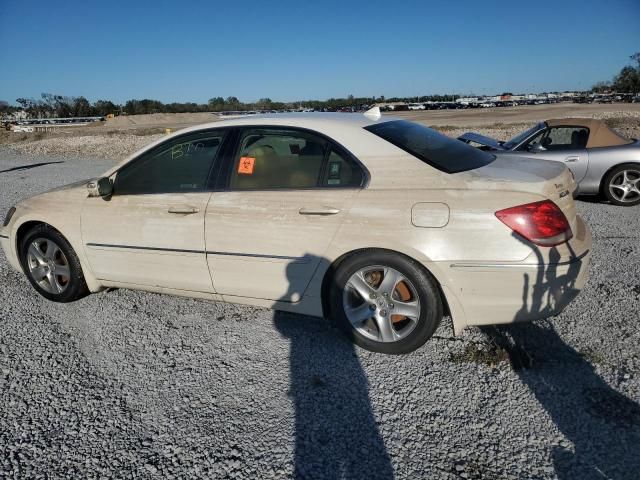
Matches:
[[1, 0, 639, 104]]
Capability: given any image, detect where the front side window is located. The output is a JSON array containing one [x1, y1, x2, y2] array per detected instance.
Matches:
[[229, 129, 363, 189], [506, 122, 545, 150], [364, 120, 495, 173], [543, 127, 589, 150], [114, 131, 224, 195], [523, 126, 589, 152]]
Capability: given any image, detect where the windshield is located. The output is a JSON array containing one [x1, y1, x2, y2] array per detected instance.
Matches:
[[503, 122, 545, 150], [364, 120, 495, 174]]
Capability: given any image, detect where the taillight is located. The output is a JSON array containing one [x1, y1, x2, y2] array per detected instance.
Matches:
[[495, 200, 573, 247]]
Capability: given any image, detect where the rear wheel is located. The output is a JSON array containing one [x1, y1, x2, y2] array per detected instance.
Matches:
[[602, 164, 640, 206], [329, 250, 442, 354], [20, 225, 88, 302]]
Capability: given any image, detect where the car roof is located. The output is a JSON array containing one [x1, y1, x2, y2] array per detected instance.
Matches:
[[545, 118, 632, 148], [184, 112, 388, 132]]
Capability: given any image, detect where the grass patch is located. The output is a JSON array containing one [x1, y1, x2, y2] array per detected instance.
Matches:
[[449, 342, 510, 367], [102, 128, 166, 137], [433, 125, 463, 132], [578, 348, 606, 365]]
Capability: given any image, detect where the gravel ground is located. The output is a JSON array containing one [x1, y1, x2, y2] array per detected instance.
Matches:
[[0, 149, 639, 479], [1, 133, 164, 160]]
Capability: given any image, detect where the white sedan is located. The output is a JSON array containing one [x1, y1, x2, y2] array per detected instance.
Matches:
[[0, 110, 591, 354]]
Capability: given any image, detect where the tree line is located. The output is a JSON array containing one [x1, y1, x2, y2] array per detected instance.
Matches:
[[592, 51, 640, 94], [0, 92, 463, 118]]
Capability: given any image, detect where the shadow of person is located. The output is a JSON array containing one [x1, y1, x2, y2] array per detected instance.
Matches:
[[485, 238, 640, 479], [273, 255, 394, 480]]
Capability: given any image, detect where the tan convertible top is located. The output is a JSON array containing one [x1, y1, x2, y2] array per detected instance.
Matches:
[[546, 118, 633, 148]]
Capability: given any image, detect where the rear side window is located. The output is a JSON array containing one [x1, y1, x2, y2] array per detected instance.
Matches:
[[229, 128, 364, 190], [322, 149, 363, 187], [114, 131, 224, 195], [365, 120, 495, 173]]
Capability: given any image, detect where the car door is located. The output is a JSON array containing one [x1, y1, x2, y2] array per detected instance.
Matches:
[[81, 129, 227, 292], [517, 125, 590, 182], [205, 127, 366, 302]]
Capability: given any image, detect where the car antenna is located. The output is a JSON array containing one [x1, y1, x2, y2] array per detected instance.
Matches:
[[363, 106, 381, 120]]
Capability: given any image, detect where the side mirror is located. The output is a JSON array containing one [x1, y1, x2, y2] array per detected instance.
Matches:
[[87, 177, 113, 197], [528, 143, 545, 153]]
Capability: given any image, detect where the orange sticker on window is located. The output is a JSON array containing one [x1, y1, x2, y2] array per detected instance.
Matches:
[[238, 156, 255, 174]]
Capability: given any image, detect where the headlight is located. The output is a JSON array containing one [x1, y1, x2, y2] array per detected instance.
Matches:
[[3, 206, 16, 227]]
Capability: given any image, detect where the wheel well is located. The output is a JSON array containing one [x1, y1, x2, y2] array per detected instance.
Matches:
[[320, 247, 451, 318], [599, 162, 640, 195], [15, 221, 47, 257]]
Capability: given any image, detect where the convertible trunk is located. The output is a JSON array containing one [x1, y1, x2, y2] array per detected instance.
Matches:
[[457, 132, 506, 150]]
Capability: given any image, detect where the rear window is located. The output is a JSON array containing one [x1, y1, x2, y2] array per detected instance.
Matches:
[[364, 120, 495, 173]]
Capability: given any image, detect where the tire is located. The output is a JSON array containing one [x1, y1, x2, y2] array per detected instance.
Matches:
[[602, 164, 640, 206], [20, 224, 89, 302], [328, 250, 442, 354]]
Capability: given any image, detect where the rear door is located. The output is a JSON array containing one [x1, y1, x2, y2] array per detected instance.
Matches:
[[516, 125, 590, 182], [205, 127, 366, 302]]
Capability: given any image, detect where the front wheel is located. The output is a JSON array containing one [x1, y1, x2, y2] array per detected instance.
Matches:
[[602, 164, 640, 206], [20, 225, 88, 302], [329, 250, 442, 354]]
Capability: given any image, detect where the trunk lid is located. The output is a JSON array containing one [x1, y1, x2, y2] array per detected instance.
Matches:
[[463, 155, 578, 229]]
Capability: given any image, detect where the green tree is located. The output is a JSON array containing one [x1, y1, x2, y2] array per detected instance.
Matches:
[[609, 51, 640, 93], [256, 98, 272, 110], [73, 96, 92, 116], [591, 81, 610, 93], [93, 100, 119, 116], [224, 97, 241, 110], [207, 96, 225, 111]]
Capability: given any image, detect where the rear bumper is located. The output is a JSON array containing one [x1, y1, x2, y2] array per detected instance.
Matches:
[[439, 215, 592, 331]]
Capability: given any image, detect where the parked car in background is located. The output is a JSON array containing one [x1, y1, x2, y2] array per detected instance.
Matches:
[[407, 103, 426, 110], [459, 118, 640, 206], [1, 111, 591, 354]]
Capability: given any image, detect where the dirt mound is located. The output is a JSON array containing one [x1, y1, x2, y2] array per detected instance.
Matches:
[[106, 112, 220, 129]]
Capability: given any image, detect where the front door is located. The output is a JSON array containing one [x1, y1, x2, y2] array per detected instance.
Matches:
[[205, 127, 366, 302], [81, 129, 226, 292], [518, 125, 590, 182]]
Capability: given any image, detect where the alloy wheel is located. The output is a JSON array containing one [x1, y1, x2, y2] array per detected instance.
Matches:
[[26, 238, 71, 294], [343, 265, 421, 343], [609, 169, 640, 204]]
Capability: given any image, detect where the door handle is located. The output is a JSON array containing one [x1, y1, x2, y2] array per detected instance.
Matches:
[[564, 156, 579, 163], [299, 206, 341, 216], [168, 205, 199, 214]]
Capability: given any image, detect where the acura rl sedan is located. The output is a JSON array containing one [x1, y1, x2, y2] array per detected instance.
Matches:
[[0, 110, 592, 354]]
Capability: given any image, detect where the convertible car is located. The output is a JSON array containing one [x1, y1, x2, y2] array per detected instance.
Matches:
[[459, 118, 640, 206], [1, 111, 591, 354]]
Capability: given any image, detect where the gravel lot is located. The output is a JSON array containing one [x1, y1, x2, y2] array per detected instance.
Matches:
[[0, 149, 639, 480]]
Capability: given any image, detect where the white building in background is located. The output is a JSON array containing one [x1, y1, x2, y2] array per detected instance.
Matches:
[[455, 97, 480, 105], [3, 110, 28, 121]]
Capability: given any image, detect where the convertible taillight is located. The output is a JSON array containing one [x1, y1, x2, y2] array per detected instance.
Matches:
[[495, 200, 573, 247]]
